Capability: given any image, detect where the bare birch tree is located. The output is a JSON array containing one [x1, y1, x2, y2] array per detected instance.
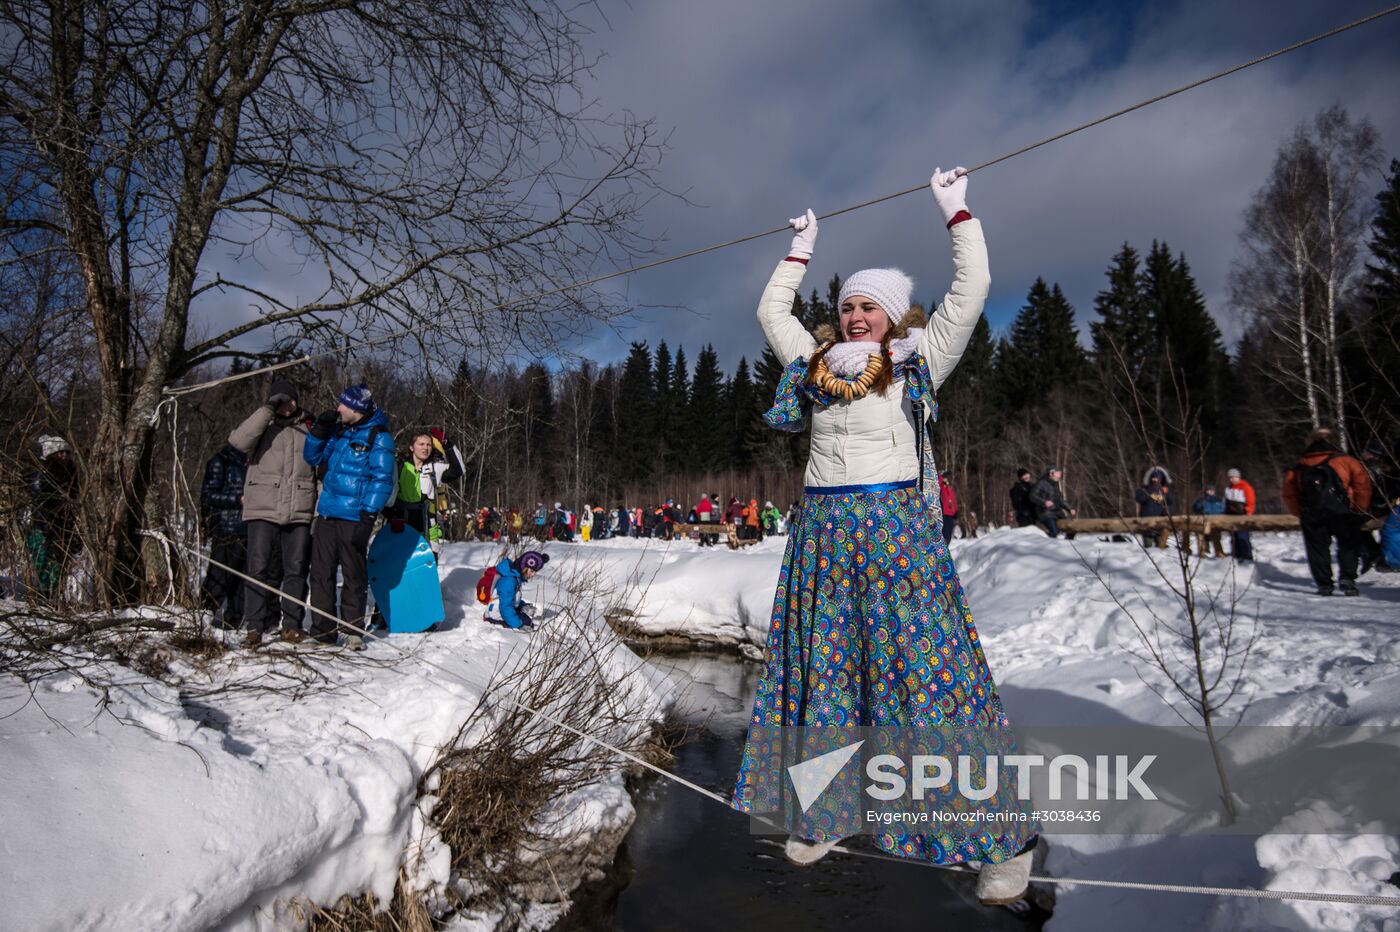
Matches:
[[1230, 106, 1380, 446]]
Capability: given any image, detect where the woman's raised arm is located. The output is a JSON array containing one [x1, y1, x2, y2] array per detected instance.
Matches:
[[756, 209, 820, 366], [919, 169, 991, 390]]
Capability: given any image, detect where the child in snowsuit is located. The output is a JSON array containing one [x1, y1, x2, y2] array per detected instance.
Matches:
[[485, 550, 550, 629]]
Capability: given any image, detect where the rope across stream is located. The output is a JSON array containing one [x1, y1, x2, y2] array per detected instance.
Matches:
[[144, 530, 1400, 910]]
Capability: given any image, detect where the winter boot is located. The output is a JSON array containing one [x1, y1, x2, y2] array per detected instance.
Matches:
[[279, 628, 306, 644], [1316, 585, 1334, 597], [976, 849, 1034, 906], [1339, 579, 1359, 597], [242, 629, 263, 649], [783, 835, 840, 866]]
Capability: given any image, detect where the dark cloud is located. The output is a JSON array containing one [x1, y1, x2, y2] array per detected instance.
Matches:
[[570, 0, 1400, 367]]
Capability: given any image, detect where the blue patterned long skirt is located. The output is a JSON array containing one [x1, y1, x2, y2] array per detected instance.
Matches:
[[732, 481, 1036, 864]]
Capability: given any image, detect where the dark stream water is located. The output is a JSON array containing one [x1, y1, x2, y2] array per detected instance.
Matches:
[[565, 653, 1046, 932]]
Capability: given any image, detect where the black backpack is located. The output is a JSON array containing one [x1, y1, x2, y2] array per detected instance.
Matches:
[[1293, 455, 1351, 518]]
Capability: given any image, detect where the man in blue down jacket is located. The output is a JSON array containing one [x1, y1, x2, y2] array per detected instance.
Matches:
[[303, 383, 396, 644]]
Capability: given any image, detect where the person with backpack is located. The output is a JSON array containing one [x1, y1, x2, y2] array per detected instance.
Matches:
[[303, 383, 396, 643], [229, 380, 316, 646], [1223, 468, 1256, 562], [481, 550, 549, 629], [1283, 427, 1373, 596], [199, 444, 248, 628], [387, 429, 464, 553]]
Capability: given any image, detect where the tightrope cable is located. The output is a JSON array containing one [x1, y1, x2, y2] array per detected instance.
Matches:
[[163, 3, 1400, 400], [142, 530, 1400, 909]]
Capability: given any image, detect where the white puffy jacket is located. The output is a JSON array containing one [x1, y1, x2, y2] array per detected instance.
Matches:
[[756, 219, 990, 488]]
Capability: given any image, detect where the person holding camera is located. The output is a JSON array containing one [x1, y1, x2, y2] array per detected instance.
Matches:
[[228, 379, 317, 647]]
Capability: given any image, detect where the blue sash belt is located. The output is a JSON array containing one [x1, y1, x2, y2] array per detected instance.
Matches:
[[803, 479, 917, 496]]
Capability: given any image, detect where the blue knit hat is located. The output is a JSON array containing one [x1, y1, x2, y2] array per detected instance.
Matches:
[[338, 383, 374, 415]]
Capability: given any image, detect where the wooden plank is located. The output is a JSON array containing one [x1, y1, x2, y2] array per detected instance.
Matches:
[[672, 522, 759, 548], [1059, 514, 1382, 534]]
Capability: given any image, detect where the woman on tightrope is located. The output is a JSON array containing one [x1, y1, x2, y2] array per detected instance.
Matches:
[[733, 168, 1038, 905]]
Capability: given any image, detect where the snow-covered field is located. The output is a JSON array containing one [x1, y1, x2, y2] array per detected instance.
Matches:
[[3, 529, 1397, 930], [0, 575, 672, 932], [474, 528, 1400, 931]]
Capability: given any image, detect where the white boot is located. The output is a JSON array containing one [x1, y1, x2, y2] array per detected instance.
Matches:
[[783, 835, 840, 866], [976, 849, 1033, 905]]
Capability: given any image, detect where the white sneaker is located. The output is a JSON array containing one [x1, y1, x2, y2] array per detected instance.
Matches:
[[783, 835, 840, 866], [976, 849, 1033, 905]]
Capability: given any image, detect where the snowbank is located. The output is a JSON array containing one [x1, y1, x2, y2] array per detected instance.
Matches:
[[489, 528, 1400, 930], [440, 537, 787, 655], [0, 575, 672, 931]]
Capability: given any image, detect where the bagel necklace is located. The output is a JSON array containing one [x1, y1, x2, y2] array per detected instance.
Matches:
[[810, 343, 887, 401]]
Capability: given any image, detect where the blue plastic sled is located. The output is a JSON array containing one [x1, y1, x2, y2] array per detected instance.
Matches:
[[368, 525, 444, 633]]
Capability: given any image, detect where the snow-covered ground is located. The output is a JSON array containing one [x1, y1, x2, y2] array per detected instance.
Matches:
[[4, 529, 1397, 930], [0, 572, 672, 931], [476, 528, 1400, 930]]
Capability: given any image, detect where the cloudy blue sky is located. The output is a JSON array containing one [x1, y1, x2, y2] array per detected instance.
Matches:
[[560, 0, 1400, 371]]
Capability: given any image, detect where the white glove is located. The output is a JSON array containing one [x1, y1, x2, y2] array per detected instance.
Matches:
[[787, 209, 818, 259], [929, 167, 969, 226]]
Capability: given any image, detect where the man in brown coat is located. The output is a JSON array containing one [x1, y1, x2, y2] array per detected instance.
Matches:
[[228, 379, 317, 644], [1283, 427, 1372, 597]]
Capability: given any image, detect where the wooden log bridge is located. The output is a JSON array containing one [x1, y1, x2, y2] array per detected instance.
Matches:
[[672, 521, 758, 549], [1060, 514, 1383, 534]]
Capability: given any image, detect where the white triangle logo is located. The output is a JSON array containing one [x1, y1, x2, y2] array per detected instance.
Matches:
[[787, 740, 865, 813]]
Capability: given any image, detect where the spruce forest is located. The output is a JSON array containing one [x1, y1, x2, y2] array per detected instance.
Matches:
[[5, 107, 1399, 559]]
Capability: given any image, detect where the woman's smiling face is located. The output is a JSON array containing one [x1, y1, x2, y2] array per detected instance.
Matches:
[[839, 295, 891, 342]]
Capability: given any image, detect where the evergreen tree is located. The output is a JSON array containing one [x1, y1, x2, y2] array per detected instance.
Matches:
[[668, 346, 690, 474], [653, 341, 674, 469], [588, 364, 619, 502], [725, 357, 756, 472], [1365, 159, 1400, 308], [612, 342, 655, 486], [688, 344, 726, 472], [996, 278, 1086, 411], [1355, 158, 1400, 432], [1140, 242, 1229, 431], [940, 315, 997, 411], [1090, 243, 1151, 378]]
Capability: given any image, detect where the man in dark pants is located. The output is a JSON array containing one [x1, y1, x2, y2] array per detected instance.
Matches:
[[1031, 466, 1074, 538], [1283, 427, 1373, 597], [229, 380, 317, 647], [199, 444, 248, 629], [303, 383, 396, 645], [1009, 468, 1037, 528]]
